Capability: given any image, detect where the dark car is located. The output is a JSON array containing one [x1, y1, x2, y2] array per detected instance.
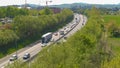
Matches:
[[59, 31, 64, 35], [23, 53, 30, 60], [54, 32, 58, 36], [82, 23, 84, 25], [64, 36, 67, 39], [9, 54, 18, 61]]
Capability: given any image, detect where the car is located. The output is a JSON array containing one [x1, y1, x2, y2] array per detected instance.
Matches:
[[82, 23, 84, 25], [64, 36, 67, 39], [66, 30, 69, 32], [67, 26, 69, 28], [59, 31, 64, 35], [64, 27, 66, 30], [23, 53, 30, 60], [9, 54, 18, 61], [54, 32, 58, 36]]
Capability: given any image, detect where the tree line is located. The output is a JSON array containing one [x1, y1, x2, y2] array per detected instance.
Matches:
[[0, 6, 29, 18], [13, 8, 73, 40]]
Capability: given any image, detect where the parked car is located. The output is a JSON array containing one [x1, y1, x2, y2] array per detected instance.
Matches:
[[23, 53, 30, 60], [9, 54, 18, 61]]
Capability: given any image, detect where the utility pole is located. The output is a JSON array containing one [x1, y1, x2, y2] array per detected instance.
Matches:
[[25, 0, 27, 8], [14, 26, 18, 56]]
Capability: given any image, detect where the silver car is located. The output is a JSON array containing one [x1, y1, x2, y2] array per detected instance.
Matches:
[[9, 54, 18, 61]]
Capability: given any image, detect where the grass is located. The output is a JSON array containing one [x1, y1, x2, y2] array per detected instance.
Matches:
[[100, 15, 120, 68], [103, 15, 120, 25], [0, 22, 2, 26], [108, 38, 120, 54], [103, 15, 120, 55]]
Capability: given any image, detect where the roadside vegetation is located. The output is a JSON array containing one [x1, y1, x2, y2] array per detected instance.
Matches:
[[101, 13, 120, 68], [7, 7, 113, 68], [0, 7, 73, 58]]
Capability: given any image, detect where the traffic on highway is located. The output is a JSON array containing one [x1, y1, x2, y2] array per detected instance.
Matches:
[[0, 13, 87, 68]]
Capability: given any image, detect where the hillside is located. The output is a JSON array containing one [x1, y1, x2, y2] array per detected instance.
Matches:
[[1, 3, 120, 9], [50, 3, 120, 9]]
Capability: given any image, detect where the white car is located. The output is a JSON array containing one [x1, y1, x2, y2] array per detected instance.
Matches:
[[9, 54, 18, 61]]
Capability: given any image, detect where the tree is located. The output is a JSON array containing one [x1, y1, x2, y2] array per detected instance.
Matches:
[[39, 7, 53, 15], [0, 7, 6, 18], [0, 29, 18, 46]]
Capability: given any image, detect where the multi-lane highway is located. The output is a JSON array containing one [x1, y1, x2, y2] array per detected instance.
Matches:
[[0, 14, 87, 68]]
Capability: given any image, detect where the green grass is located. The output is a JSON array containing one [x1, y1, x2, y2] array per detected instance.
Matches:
[[108, 38, 120, 54], [103, 15, 120, 54], [0, 22, 3, 26], [103, 15, 120, 26], [100, 15, 120, 68]]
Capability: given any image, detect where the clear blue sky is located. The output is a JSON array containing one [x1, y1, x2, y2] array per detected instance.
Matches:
[[0, 0, 120, 6]]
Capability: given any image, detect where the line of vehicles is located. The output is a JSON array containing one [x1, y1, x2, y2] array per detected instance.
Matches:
[[9, 32, 53, 61], [9, 53, 30, 61], [9, 14, 81, 62], [41, 14, 80, 46]]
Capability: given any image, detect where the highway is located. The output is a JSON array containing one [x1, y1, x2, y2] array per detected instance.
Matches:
[[0, 14, 87, 68]]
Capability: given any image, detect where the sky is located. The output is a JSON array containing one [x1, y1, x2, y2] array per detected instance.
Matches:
[[0, 0, 120, 6]]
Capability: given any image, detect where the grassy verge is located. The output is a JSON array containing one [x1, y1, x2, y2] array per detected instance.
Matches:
[[0, 22, 2, 26]]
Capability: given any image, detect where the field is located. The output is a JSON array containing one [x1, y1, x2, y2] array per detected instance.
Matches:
[[103, 15, 120, 25], [103, 15, 120, 55], [101, 15, 120, 67]]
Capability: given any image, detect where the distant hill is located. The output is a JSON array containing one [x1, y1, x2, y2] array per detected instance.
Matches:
[[1, 3, 120, 9], [50, 3, 120, 9], [50, 3, 90, 8]]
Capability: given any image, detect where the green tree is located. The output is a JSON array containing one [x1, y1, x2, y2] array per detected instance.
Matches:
[[39, 7, 53, 15], [0, 29, 18, 46], [0, 7, 6, 18]]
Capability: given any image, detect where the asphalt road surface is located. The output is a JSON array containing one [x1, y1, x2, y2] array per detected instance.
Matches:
[[0, 14, 87, 68]]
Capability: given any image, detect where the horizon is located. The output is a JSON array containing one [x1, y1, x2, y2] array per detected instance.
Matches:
[[0, 0, 120, 6]]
